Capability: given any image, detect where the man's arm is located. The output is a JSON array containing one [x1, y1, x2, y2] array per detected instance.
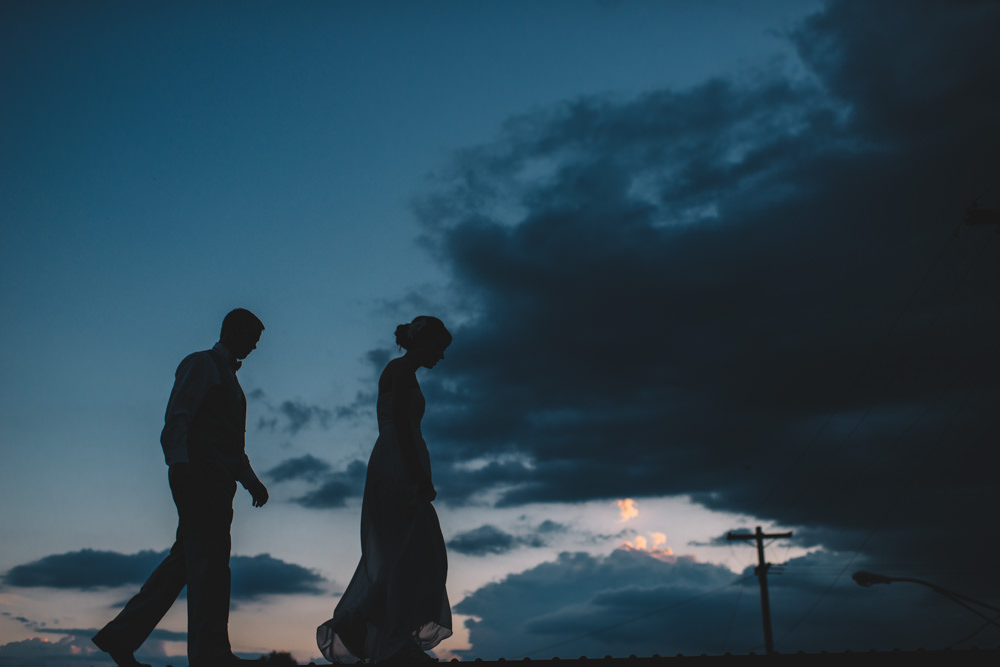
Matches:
[[237, 457, 268, 507], [160, 352, 214, 466]]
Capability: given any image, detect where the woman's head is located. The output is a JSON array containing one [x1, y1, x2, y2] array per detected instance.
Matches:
[[395, 316, 452, 368]]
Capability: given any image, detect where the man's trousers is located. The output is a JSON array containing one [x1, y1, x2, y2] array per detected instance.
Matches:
[[93, 464, 237, 665]]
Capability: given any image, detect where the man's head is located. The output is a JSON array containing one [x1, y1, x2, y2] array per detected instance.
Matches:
[[220, 308, 264, 360]]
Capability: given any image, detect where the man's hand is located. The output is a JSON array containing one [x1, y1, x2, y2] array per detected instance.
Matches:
[[248, 479, 269, 507]]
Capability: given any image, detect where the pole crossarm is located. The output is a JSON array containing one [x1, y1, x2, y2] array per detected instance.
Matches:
[[726, 529, 794, 542], [727, 526, 794, 655]]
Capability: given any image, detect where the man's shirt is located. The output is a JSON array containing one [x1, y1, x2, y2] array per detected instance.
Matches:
[[160, 342, 259, 488]]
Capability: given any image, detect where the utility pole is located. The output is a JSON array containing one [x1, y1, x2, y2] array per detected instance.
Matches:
[[727, 526, 793, 655]]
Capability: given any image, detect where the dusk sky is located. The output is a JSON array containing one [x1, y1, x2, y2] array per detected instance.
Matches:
[[3, 1, 1000, 665]]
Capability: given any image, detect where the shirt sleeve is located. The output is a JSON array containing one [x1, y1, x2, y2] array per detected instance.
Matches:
[[160, 352, 216, 466], [236, 455, 260, 489]]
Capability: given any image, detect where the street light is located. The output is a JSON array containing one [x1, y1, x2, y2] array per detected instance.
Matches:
[[852, 570, 1000, 630]]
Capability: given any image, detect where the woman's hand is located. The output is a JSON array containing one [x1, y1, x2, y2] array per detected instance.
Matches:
[[418, 481, 437, 503]]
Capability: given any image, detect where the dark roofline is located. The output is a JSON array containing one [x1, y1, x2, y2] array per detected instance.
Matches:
[[446, 647, 1000, 666]]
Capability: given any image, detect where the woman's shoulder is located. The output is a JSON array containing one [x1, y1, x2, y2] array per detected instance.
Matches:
[[378, 357, 417, 394]]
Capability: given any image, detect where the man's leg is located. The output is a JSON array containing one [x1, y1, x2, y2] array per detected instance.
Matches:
[[92, 472, 188, 666], [181, 465, 237, 666]]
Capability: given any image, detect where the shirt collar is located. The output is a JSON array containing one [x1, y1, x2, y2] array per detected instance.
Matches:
[[213, 342, 239, 371]]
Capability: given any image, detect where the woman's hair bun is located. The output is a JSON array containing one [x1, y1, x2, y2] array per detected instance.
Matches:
[[394, 323, 411, 349], [394, 316, 452, 350]]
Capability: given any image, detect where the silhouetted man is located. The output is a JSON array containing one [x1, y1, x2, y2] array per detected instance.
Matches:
[[93, 309, 269, 667]]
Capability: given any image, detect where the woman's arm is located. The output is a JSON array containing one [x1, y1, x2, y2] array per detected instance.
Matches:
[[383, 359, 436, 501]]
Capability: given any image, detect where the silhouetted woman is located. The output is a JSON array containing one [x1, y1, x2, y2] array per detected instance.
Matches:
[[318, 316, 453, 664]]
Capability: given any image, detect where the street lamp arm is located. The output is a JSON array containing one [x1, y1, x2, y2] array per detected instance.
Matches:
[[852, 571, 1000, 629]]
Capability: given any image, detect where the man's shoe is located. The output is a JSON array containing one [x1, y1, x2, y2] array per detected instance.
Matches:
[[91, 636, 151, 667]]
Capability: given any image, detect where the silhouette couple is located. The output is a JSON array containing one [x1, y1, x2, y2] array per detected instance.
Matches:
[[93, 310, 453, 667]]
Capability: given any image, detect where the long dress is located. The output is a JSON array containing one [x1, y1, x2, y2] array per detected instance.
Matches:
[[317, 384, 452, 663]]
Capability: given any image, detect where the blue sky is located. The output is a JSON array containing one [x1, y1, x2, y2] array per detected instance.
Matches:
[[3, 1, 1000, 665]]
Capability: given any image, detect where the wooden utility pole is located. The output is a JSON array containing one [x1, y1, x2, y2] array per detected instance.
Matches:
[[727, 526, 793, 655]]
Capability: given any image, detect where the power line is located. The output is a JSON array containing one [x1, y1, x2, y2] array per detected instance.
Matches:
[[721, 576, 749, 652]]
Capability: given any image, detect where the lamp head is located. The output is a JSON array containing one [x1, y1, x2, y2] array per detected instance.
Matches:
[[852, 571, 893, 587]]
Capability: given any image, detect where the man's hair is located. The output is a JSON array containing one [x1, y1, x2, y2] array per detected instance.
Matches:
[[220, 308, 265, 339]]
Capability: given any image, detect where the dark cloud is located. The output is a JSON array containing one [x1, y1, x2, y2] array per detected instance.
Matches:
[[434, 459, 535, 506], [229, 553, 326, 598], [0, 635, 110, 666], [397, 0, 1000, 600], [688, 532, 743, 548], [0, 629, 182, 667], [448, 521, 568, 556], [3, 549, 165, 590], [328, 349, 395, 423], [252, 391, 334, 434], [149, 628, 186, 643], [0, 619, 185, 667], [2, 613, 34, 626], [272, 399, 333, 434], [265, 454, 332, 482], [536, 519, 567, 535], [448, 525, 516, 556], [328, 390, 378, 424], [295, 479, 354, 509], [292, 459, 367, 509], [3, 550, 325, 601], [455, 548, 999, 659]]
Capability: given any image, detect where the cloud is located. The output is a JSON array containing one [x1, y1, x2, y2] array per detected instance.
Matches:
[[3, 550, 165, 591], [448, 521, 568, 556], [433, 458, 535, 505], [448, 525, 516, 556], [0, 617, 184, 667], [252, 391, 334, 434], [536, 519, 567, 535], [0, 635, 107, 667], [616, 499, 638, 522], [295, 479, 355, 509], [454, 548, 1000, 659], [266, 453, 368, 509], [688, 532, 741, 548], [229, 553, 326, 599], [392, 0, 1000, 600], [265, 454, 332, 482], [0, 628, 183, 667], [290, 459, 367, 509], [3, 550, 326, 602], [1, 613, 33, 625]]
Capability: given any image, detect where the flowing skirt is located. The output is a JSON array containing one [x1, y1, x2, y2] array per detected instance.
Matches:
[[317, 434, 451, 663]]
